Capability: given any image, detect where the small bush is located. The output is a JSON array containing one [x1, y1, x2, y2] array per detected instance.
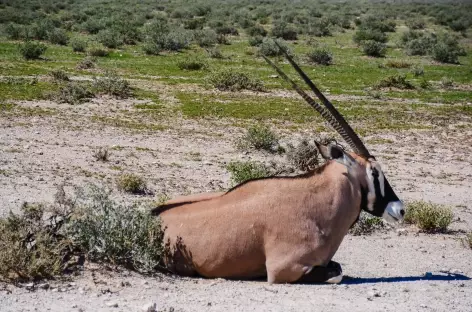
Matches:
[[385, 60, 411, 68], [206, 47, 224, 59], [271, 21, 298, 40], [440, 77, 454, 89], [142, 42, 162, 55], [239, 125, 280, 153], [248, 36, 264, 47], [68, 185, 164, 272], [307, 47, 333, 65], [49, 69, 70, 81], [5, 23, 27, 40], [410, 65, 424, 77], [76, 57, 96, 70], [0, 203, 71, 282], [207, 70, 265, 92], [350, 212, 386, 236], [375, 74, 415, 89], [18, 41, 47, 60], [92, 147, 110, 162], [286, 139, 319, 172], [48, 28, 69, 45], [116, 173, 147, 194], [70, 37, 88, 53], [97, 29, 123, 49], [93, 72, 132, 98], [353, 28, 388, 44], [361, 40, 387, 57], [404, 35, 436, 56], [247, 25, 267, 37], [404, 201, 453, 233], [258, 38, 292, 57], [431, 42, 459, 64], [419, 79, 432, 89], [87, 42, 109, 57], [226, 161, 271, 186], [194, 29, 218, 47], [54, 82, 94, 105], [406, 19, 426, 30], [177, 57, 208, 71]]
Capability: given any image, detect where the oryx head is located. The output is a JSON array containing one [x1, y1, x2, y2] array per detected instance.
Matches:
[[263, 44, 404, 223]]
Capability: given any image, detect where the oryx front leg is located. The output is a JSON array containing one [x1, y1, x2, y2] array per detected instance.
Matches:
[[266, 259, 342, 284]]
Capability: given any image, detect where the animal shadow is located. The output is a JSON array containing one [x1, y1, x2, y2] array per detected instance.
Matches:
[[343, 273, 470, 285]]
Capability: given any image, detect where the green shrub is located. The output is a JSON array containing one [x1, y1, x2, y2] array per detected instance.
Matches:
[[142, 42, 162, 55], [307, 18, 332, 37], [69, 185, 164, 272], [349, 212, 386, 236], [361, 40, 387, 57], [54, 82, 94, 104], [432, 42, 459, 64], [406, 19, 426, 30], [353, 28, 388, 44], [248, 36, 264, 47], [286, 139, 319, 172], [116, 173, 147, 194], [375, 74, 415, 89], [215, 25, 239, 36], [5, 23, 27, 40], [195, 29, 218, 47], [70, 37, 88, 52], [177, 57, 208, 71], [49, 69, 70, 81], [207, 70, 265, 92], [226, 161, 272, 185], [271, 21, 298, 40], [97, 29, 123, 49], [239, 125, 280, 153], [18, 41, 47, 60], [47, 28, 69, 45], [258, 38, 292, 57], [247, 25, 267, 37], [87, 42, 109, 57], [404, 201, 453, 233], [93, 72, 132, 99], [307, 47, 333, 65]]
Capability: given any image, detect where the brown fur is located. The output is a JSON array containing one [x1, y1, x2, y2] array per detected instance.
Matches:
[[157, 156, 369, 284]]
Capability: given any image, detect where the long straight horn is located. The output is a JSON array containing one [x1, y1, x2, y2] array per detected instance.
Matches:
[[272, 42, 372, 158]]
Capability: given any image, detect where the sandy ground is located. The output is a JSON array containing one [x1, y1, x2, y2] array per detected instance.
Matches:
[[0, 96, 471, 311]]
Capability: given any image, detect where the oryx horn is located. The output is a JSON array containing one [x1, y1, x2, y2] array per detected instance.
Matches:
[[264, 42, 372, 158]]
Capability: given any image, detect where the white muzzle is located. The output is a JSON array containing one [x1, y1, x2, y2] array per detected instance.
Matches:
[[382, 201, 405, 223]]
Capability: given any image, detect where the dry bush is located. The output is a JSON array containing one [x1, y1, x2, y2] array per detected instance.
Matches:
[[76, 57, 96, 70], [116, 173, 148, 194], [385, 60, 411, 68], [93, 72, 132, 99], [92, 147, 110, 162], [49, 69, 70, 81], [54, 82, 94, 105], [349, 212, 386, 236], [404, 201, 453, 233], [286, 139, 319, 172], [0, 184, 165, 282], [177, 57, 208, 71]]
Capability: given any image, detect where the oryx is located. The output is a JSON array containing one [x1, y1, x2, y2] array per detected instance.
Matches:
[[152, 45, 405, 284]]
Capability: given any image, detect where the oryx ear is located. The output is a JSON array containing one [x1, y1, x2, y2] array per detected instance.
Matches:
[[315, 141, 343, 160], [315, 141, 356, 170]]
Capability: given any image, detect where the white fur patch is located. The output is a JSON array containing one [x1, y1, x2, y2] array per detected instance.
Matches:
[[326, 274, 343, 284], [365, 165, 376, 211], [378, 166, 385, 197]]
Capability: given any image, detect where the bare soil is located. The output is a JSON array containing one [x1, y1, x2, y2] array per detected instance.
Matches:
[[0, 96, 471, 312]]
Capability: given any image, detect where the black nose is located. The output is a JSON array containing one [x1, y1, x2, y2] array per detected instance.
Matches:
[[400, 209, 405, 216]]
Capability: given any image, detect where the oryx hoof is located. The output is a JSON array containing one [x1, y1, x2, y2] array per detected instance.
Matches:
[[325, 261, 343, 284]]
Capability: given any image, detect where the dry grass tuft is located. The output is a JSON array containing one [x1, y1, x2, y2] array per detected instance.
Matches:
[[116, 173, 148, 194], [286, 139, 319, 172]]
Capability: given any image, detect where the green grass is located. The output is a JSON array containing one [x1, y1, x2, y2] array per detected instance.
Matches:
[[0, 81, 58, 101], [176, 91, 470, 132]]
